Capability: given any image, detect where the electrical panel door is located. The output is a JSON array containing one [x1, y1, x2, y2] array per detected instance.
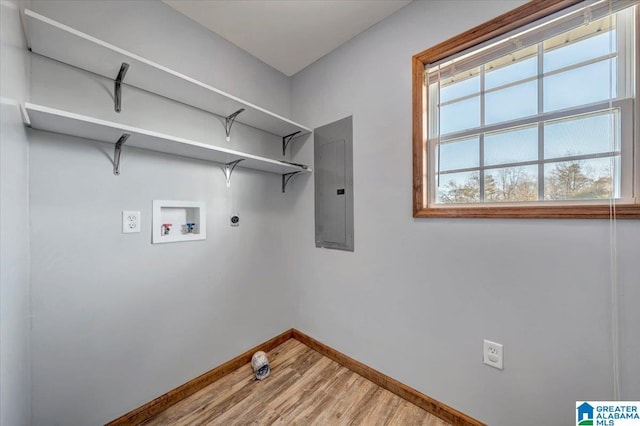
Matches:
[[314, 116, 353, 251]]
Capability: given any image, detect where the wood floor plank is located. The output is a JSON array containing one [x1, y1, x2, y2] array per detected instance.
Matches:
[[236, 356, 340, 423], [310, 373, 374, 425], [362, 389, 404, 426], [287, 366, 353, 424], [331, 377, 378, 426], [271, 358, 345, 418], [143, 340, 452, 426], [213, 351, 333, 424], [142, 340, 308, 426], [203, 366, 301, 425], [177, 345, 316, 425], [348, 386, 386, 425]]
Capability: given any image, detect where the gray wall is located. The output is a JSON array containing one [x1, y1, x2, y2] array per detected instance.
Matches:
[[29, 134, 293, 425], [0, 1, 31, 425], [289, 1, 640, 425], [26, 1, 300, 424]]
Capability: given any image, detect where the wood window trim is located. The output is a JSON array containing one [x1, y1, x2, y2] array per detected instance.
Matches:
[[412, 0, 640, 219]]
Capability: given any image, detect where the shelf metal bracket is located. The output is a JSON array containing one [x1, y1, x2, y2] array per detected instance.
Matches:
[[222, 159, 244, 187], [113, 133, 130, 175], [224, 108, 245, 141], [282, 131, 301, 156], [282, 171, 301, 193], [114, 62, 129, 113]]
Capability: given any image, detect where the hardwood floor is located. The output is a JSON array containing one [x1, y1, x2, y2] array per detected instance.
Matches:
[[142, 339, 451, 425]]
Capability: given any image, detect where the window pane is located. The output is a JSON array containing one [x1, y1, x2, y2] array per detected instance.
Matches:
[[486, 56, 537, 90], [441, 74, 480, 103], [437, 137, 479, 171], [440, 96, 480, 135], [484, 126, 538, 166], [544, 110, 619, 160], [544, 156, 620, 200], [435, 171, 480, 204], [485, 165, 538, 202], [543, 59, 616, 112], [485, 80, 537, 125], [544, 31, 616, 73]]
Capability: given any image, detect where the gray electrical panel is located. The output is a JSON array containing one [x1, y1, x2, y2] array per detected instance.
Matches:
[[314, 116, 354, 251]]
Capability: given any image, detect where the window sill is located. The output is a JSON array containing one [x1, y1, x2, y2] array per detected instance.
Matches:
[[413, 204, 640, 219]]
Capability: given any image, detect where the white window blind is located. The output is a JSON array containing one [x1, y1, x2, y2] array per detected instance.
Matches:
[[427, 0, 636, 85]]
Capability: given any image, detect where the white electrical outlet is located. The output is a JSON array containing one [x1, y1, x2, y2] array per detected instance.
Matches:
[[483, 339, 503, 370], [122, 211, 141, 234]]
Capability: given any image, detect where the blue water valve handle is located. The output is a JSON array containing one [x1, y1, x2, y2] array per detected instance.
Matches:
[[186, 223, 196, 233]]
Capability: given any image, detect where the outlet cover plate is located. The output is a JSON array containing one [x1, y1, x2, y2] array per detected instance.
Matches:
[[122, 211, 141, 234], [483, 339, 503, 370]]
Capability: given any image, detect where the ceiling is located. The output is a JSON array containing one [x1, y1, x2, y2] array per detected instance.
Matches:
[[162, 0, 412, 76]]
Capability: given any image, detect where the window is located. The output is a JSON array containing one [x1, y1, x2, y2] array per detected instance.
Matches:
[[412, 0, 640, 218]]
